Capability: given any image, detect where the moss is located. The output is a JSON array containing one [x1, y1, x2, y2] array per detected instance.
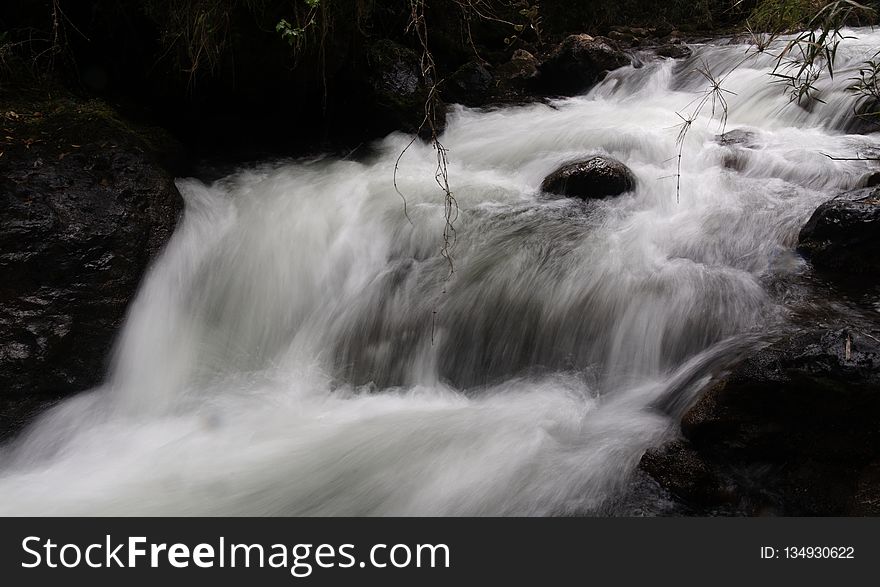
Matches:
[[0, 83, 186, 175]]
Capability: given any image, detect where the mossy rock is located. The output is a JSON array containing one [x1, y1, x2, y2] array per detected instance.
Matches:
[[0, 84, 184, 437]]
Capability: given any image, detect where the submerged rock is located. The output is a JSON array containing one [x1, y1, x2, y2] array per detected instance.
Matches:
[[717, 128, 761, 171], [0, 91, 183, 434], [536, 34, 630, 96], [797, 187, 880, 277], [640, 320, 880, 515], [541, 156, 637, 199], [717, 128, 759, 148]]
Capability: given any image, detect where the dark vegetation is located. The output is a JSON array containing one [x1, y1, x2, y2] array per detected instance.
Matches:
[[0, 0, 827, 162]]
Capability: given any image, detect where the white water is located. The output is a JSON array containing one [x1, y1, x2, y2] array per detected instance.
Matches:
[[2, 31, 879, 515]]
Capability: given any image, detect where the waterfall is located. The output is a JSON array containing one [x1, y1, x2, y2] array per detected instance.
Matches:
[[1, 29, 878, 515]]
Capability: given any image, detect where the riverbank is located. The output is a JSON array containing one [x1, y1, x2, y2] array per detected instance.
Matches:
[[0, 1, 811, 163]]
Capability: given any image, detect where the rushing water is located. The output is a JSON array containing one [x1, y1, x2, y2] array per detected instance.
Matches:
[[1, 30, 879, 515]]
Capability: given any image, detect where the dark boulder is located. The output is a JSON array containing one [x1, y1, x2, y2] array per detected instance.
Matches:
[[541, 156, 637, 199], [364, 39, 444, 138], [655, 43, 693, 59], [492, 49, 540, 101], [608, 27, 651, 48], [640, 440, 733, 507], [716, 128, 761, 171], [443, 61, 494, 107], [607, 30, 641, 47], [536, 34, 630, 96], [797, 187, 880, 277], [863, 171, 880, 188], [0, 91, 183, 436], [640, 320, 880, 515]]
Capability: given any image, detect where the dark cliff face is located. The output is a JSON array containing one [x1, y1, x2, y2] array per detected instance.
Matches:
[[0, 90, 184, 436]]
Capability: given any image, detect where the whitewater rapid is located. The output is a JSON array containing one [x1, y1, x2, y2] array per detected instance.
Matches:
[[1, 30, 878, 515]]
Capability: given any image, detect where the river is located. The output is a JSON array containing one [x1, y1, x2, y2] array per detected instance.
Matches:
[[1, 29, 878, 515]]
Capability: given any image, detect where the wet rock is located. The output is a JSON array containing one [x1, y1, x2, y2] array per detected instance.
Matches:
[[541, 156, 637, 199], [444, 61, 493, 107], [717, 129, 759, 148], [607, 30, 641, 47], [0, 91, 183, 435], [492, 49, 540, 100], [717, 129, 761, 171], [797, 187, 880, 277], [655, 44, 692, 59], [641, 320, 880, 515], [536, 34, 631, 96], [364, 39, 444, 138], [862, 171, 880, 187], [610, 26, 649, 37], [640, 440, 731, 506]]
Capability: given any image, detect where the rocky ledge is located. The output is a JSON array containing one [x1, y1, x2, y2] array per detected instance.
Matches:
[[641, 180, 880, 515], [0, 87, 184, 438], [797, 186, 880, 279], [640, 310, 880, 515], [535, 34, 632, 96]]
